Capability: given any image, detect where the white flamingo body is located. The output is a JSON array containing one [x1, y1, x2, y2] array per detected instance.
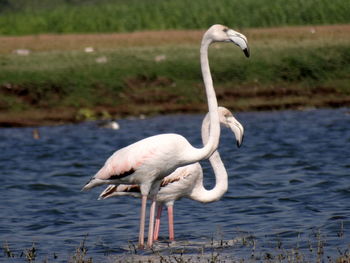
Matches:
[[86, 133, 210, 193], [82, 24, 249, 248], [99, 107, 244, 240], [100, 161, 202, 203], [158, 164, 201, 205], [83, 132, 214, 248]]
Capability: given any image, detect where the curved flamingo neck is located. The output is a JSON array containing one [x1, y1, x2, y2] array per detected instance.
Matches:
[[201, 36, 220, 157], [184, 34, 220, 163], [190, 113, 228, 203]]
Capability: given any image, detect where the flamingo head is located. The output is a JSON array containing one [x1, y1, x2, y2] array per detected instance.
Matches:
[[218, 106, 245, 148], [205, 24, 250, 58]]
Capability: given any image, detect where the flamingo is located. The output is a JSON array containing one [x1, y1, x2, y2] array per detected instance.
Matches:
[[99, 107, 244, 241], [82, 24, 250, 248]]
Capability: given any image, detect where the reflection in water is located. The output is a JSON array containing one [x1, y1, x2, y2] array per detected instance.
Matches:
[[0, 108, 349, 261]]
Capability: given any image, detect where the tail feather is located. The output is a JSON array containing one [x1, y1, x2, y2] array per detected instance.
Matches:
[[81, 177, 106, 191], [98, 185, 118, 200], [98, 184, 142, 199]]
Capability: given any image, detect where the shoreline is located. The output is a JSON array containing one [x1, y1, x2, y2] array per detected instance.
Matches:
[[1, 98, 349, 128]]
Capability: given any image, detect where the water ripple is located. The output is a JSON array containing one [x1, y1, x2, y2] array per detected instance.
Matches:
[[0, 109, 349, 261]]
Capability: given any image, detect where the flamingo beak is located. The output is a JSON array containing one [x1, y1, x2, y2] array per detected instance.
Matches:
[[227, 29, 250, 58], [237, 133, 244, 148], [243, 47, 250, 58], [227, 119, 244, 148]]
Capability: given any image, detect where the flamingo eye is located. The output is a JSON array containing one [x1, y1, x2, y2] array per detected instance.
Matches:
[[223, 28, 228, 33]]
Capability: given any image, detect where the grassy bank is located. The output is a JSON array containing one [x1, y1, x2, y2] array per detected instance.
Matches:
[[1, 0, 350, 35], [0, 25, 350, 126]]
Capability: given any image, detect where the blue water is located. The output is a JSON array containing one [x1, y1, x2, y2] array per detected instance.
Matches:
[[1, 108, 349, 262]]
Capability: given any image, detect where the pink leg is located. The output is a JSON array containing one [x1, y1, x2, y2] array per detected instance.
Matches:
[[138, 195, 147, 249], [153, 203, 163, 241], [167, 205, 174, 241], [147, 196, 157, 247]]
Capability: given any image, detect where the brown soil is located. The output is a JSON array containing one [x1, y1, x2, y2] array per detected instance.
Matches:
[[1, 24, 350, 54], [1, 82, 349, 127]]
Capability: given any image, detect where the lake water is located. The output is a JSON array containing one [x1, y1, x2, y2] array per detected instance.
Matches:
[[1, 108, 349, 262]]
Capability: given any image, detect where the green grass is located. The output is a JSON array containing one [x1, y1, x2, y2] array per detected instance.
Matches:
[[0, 25, 349, 125], [1, 40, 349, 115], [1, 0, 350, 35]]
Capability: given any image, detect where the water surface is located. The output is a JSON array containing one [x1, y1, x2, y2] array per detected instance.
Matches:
[[1, 108, 349, 262]]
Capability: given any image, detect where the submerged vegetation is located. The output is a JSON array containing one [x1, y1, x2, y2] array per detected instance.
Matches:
[[0, 0, 350, 35]]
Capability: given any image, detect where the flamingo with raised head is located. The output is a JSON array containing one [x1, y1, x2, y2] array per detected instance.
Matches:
[[82, 24, 249, 248], [99, 107, 244, 241]]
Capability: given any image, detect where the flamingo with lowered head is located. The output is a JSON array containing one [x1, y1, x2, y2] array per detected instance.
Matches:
[[99, 106, 244, 241], [82, 24, 249, 248]]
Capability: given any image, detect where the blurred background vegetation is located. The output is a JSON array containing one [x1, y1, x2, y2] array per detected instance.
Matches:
[[0, 0, 350, 35], [0, 0, 349, 126]]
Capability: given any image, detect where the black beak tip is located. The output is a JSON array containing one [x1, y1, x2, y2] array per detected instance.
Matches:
[[237, 134, 244, 148], [243, 48, 250, 58]]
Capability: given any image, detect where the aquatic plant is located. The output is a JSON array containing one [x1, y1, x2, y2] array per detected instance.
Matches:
[[2, 224, 350, 262]]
